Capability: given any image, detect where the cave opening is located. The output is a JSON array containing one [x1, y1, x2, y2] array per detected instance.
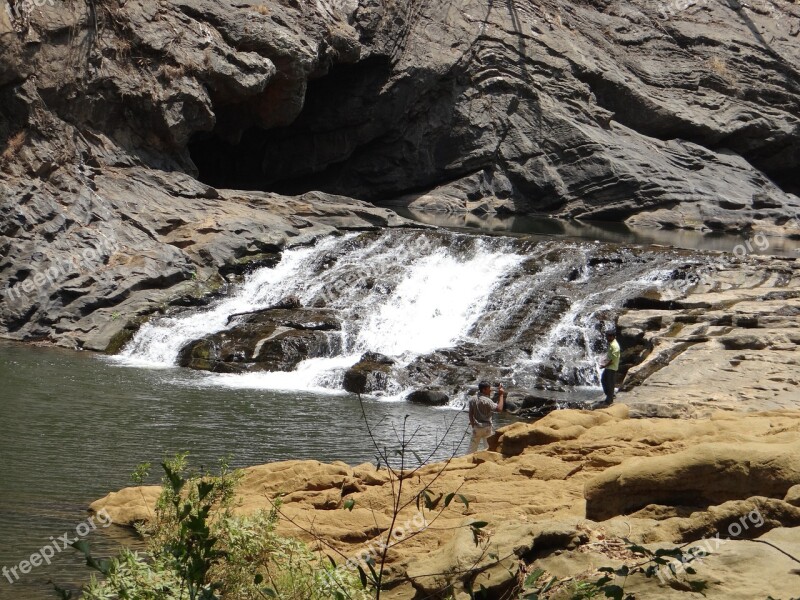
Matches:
[[188, 55, 396, 200]]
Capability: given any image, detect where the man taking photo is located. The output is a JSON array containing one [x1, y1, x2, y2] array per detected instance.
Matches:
[[468, 381, 505, 453]]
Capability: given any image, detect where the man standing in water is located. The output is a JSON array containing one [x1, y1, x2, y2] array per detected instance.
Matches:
[[468, 381, 505, 453], [599, 331, 621, 404]]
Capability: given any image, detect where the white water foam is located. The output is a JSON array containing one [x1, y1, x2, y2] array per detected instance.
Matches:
[[115, 230, 677, 398], [354, 246, 523, 357], [116, 234, 524, 396], [115, 236, 346, 368]]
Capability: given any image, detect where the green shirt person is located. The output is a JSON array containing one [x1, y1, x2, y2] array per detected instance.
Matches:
[[599, 331, 620, 404]]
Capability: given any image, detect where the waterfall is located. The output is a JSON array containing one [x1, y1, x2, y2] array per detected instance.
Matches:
[[116, 230, 677, 398], [118, 235, 348, 367]]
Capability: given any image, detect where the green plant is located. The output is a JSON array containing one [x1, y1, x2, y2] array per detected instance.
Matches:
[[59, 454, 366, 600]]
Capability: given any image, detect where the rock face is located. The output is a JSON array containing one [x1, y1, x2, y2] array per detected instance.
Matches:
[[2, 0, 800, 349], [618, 253, 800, 417], [93, 406, 800, 600], [190, 0, 800, 232], [0, 1, 411, 349]]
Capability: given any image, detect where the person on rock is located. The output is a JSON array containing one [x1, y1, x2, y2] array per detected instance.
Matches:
[[468, 381, 505, 453], [599, 330, 621, 405]]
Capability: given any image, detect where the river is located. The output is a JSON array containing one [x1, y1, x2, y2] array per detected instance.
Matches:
[[1, 218, 797, 599]]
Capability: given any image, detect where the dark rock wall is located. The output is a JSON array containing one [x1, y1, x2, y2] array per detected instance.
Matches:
[[1, 0, 800, 347], [189, 0, 800, 229]]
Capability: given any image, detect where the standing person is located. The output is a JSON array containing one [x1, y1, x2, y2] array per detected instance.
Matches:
[[599, 331, 620, 405], [468, 381, 505, 453]]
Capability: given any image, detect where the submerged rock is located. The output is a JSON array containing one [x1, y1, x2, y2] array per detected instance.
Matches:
[[406, 389, 450, 406]]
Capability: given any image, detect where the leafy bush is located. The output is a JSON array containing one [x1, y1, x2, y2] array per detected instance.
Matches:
[[62, 454, 367, 600]]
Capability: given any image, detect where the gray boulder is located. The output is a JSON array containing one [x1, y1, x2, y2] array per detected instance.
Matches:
[[177, 308, 340, 372], [406, 389, 450, 406]]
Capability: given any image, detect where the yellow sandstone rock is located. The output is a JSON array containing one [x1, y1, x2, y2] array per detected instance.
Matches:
[[91, 408, 800, 599]]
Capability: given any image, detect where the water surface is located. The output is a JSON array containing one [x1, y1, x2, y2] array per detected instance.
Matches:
[[0, 342, 481, 599], [396, 209, 800, 256]]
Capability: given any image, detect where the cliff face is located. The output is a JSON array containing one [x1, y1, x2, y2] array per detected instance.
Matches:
[[1, 0, 799, 346]]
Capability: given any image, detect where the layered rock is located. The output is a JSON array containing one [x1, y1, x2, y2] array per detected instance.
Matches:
[[3, 0, 800, 351], [196, 0, 800, 232], [618, 252, 800, 417], [92, 406, 800, 599], [0, 0, 411, 349]]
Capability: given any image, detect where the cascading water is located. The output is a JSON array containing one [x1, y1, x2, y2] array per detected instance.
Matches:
[[118, 235, 348, 368], [117, 230, 678, 401]]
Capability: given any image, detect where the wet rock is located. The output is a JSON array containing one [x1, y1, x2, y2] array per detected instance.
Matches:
[[406, 389, 450, 406], [219, 252, 282, 278], [178, 308, 340, 373], [504, 391, 597, 420], [512, 396, 560, 420], [342, 356, 392, 395], [360, 351, 394, 366], [226, 296, 303, 324]]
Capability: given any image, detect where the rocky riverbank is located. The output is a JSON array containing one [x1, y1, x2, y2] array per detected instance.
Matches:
[[93, 405, 800, 600], [621, 251, 800, 417]]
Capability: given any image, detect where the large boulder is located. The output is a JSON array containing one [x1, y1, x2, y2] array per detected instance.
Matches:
[[342, 353, 393, 394], [584, 441, 800, 520], [177, 308, 340, 372], [406, 388, 450, 406]]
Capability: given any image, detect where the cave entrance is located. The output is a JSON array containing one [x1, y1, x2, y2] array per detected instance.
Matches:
[[188, 55, 394, 199]]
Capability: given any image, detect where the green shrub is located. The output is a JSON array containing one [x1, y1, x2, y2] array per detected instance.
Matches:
[[68, 454, 366, 600]]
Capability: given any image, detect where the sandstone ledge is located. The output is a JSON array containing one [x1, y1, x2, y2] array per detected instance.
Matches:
[[619, 254, 800, 417], [92, 407, 800, 599]]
